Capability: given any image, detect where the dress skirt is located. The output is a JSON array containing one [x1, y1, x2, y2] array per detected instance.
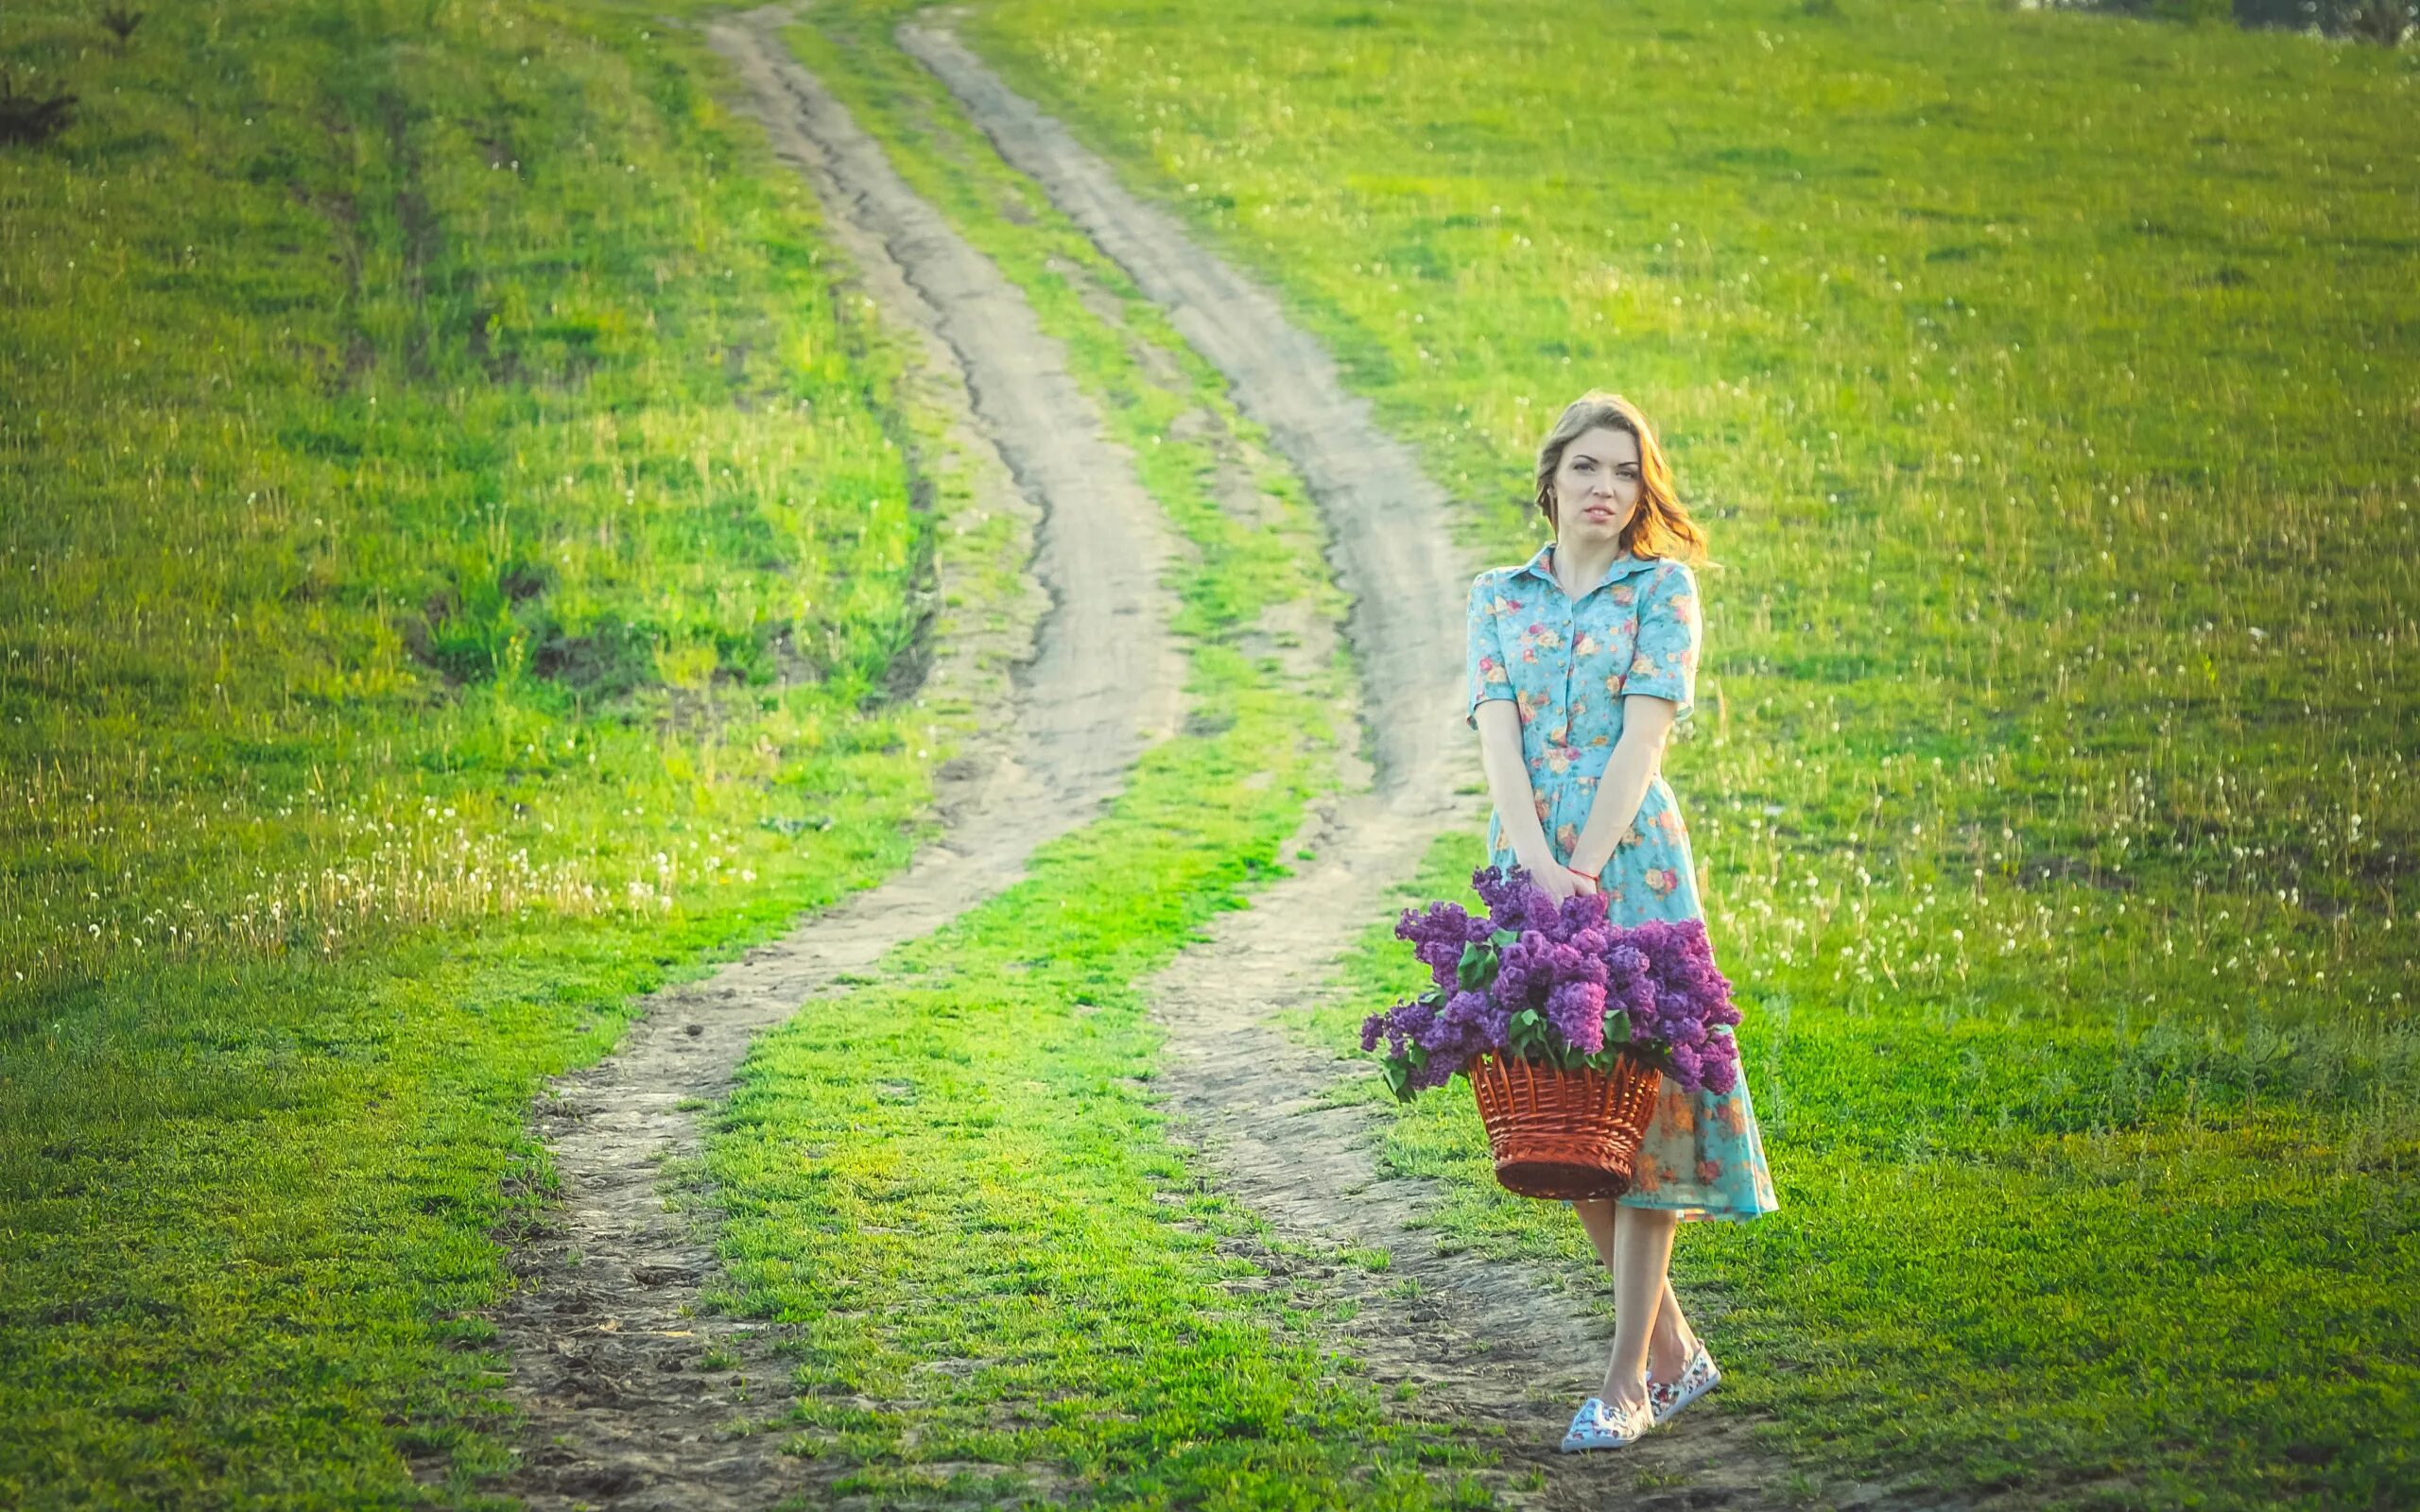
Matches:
[[1486, 776, 1781, 1223], [1616, 1055, 1780, 1222]]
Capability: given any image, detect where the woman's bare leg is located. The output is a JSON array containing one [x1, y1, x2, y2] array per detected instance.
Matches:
[[1573, 1200, 1701, 1381], [1573, 1198, 1697, 1402], [1600, 1202, 1680, 1409]]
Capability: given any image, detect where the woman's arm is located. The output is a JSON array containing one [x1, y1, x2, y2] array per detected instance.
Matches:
[[1570, 559, 1702, 882], [1468, 571, 1589, 901], [1474, 699, 1591, 900], [1565, 694, 1678, 880]]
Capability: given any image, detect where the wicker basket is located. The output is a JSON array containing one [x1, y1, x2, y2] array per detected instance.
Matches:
[[1466, 1048, 1664, 1201]]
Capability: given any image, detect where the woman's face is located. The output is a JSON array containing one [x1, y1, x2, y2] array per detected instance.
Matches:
[[1552, 424, 1643, 547]]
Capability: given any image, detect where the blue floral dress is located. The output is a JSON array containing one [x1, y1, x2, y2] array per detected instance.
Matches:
[[1465, 542, 1779, 1223]]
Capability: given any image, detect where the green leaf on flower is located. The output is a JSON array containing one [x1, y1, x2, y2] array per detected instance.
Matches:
[[1455, 941, 1499, 992], [1507, 1005, 1548, 1059]]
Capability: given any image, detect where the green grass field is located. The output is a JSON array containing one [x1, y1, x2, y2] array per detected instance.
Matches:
[[0, 0, 1018, 1500], [4, 0, 2415, 1506]]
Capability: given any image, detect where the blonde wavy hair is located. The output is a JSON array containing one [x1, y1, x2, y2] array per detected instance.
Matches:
[[1531, 390, 1706, 564]]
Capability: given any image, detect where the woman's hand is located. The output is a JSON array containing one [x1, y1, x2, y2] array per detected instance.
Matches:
[[1530, 861, 1598, 902]]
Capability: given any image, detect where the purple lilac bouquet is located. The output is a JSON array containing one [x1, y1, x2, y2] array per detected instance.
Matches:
[[1359, 865, 1743, 1102]]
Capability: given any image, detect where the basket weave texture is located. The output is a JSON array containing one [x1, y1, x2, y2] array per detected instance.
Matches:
[[1467, 1048, 1664, 1201]]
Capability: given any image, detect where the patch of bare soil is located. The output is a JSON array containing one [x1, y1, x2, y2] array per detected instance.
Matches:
[[907, 18, 1937, 1509], [474, 8, 1188, 1505]]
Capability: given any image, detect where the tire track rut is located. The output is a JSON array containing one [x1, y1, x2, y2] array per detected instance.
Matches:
[[480, 9, 1185, 1505]]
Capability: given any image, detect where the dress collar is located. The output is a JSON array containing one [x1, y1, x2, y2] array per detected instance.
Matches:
[[1514, 541, 1661, 597]]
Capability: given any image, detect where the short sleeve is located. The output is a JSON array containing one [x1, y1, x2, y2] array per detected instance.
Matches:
[[1624, 561, 1700, 720], [1465, 574, 1513, 730]]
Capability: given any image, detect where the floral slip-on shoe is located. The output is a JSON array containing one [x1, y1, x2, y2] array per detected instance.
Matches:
[[1649, 1341, 1721, 1426], [1559, 1384, 1653, 1452]]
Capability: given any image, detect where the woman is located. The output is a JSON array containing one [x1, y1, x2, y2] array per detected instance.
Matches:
[[1464, 390, 1780, 1452]]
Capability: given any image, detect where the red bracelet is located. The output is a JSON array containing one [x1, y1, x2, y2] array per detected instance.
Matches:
[[1568, 865, 1599, 883]]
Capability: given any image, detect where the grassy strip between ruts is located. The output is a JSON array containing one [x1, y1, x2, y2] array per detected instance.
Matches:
[[921, 0, 2418, 1503], [0, 0, 1047, 1502], [689, 9, 1534, 1506]]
